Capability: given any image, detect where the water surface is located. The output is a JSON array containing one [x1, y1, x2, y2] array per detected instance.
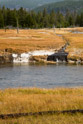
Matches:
[[0, 64, 83, 89]]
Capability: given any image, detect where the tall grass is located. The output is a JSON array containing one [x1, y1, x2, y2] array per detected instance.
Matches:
[[0, 88, 83, 124], [0, 29, 65, 53], [0, 88, 83, 114], [0, 114, 83, 124]]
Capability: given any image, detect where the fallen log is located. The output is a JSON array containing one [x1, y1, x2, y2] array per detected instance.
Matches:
[[0, 109, 83, 119]]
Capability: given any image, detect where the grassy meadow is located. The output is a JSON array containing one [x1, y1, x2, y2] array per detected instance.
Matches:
[[0, 27, 83, 61], [0, 29, 65, 54], [0, 27, 83, 59], [0, 88, 83, 123], [0, 28, 83, 123], [63, 33, 83, 59], [0, 114, 83, 124]]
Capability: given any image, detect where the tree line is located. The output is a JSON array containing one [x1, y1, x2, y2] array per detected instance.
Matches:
[[0, 6, 83, 29]]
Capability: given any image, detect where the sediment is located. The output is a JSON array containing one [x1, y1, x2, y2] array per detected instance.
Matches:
[[0, 52, 83, 65], [0, 53, 13, 64]]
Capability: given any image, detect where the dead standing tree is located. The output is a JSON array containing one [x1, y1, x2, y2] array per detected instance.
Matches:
[[16, 18, 19, 34]]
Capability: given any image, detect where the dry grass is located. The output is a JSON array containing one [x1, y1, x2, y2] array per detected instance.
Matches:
[[0, 88, 83, 124], [63, 33, 83, 59], [0, 88, 83, 114], [0, 114, 83, 124], [0, 28, 83, 59], [0, 29, 65, 53]]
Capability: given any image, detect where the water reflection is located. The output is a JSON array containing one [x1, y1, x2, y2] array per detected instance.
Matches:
[[0, 63, 83, 89]]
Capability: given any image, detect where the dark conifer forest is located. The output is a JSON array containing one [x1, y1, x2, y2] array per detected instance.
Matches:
[[0, 6, 83, 28]]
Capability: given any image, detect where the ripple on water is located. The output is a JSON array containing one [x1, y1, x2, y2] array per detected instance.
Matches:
[[0, 64, 83, 89]]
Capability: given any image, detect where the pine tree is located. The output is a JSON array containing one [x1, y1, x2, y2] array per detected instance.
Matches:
[[2, 6, 7, 29], [49, 10, 56, 27], [80, 13, 83, 26], [0, 9, 4, 28], [42, 8, 49, 28], [18, 7, 27, 27]]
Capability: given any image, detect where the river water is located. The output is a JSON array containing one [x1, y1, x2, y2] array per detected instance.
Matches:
[[0, 64, 83, 89]]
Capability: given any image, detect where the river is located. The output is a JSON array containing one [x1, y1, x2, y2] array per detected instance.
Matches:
[[0, 64, 83, 89]]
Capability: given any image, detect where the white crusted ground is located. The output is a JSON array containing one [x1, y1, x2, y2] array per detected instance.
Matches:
[[12, 50, 55, 63]]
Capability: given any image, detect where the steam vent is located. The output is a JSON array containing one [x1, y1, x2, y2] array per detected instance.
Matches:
[[47, 42, 69, 62]]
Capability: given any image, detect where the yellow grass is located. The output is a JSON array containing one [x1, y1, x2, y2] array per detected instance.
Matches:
[[63, 33, 83, 59], [0, 27, 83, 59], [0, 88, 83, 114], [0, 114, 83, 124], [0, 29, 65, 53], [0, 88, 83, 124]]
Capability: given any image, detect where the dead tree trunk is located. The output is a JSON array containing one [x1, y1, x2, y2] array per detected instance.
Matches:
[[17, 18, 19, 34]]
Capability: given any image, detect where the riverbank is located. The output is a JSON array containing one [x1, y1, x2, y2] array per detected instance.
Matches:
[[0, 88, 83, 123], [0, 27, 83, 64]]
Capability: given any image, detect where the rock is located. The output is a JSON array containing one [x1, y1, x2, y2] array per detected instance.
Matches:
[[0, 54, 13, 64]]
